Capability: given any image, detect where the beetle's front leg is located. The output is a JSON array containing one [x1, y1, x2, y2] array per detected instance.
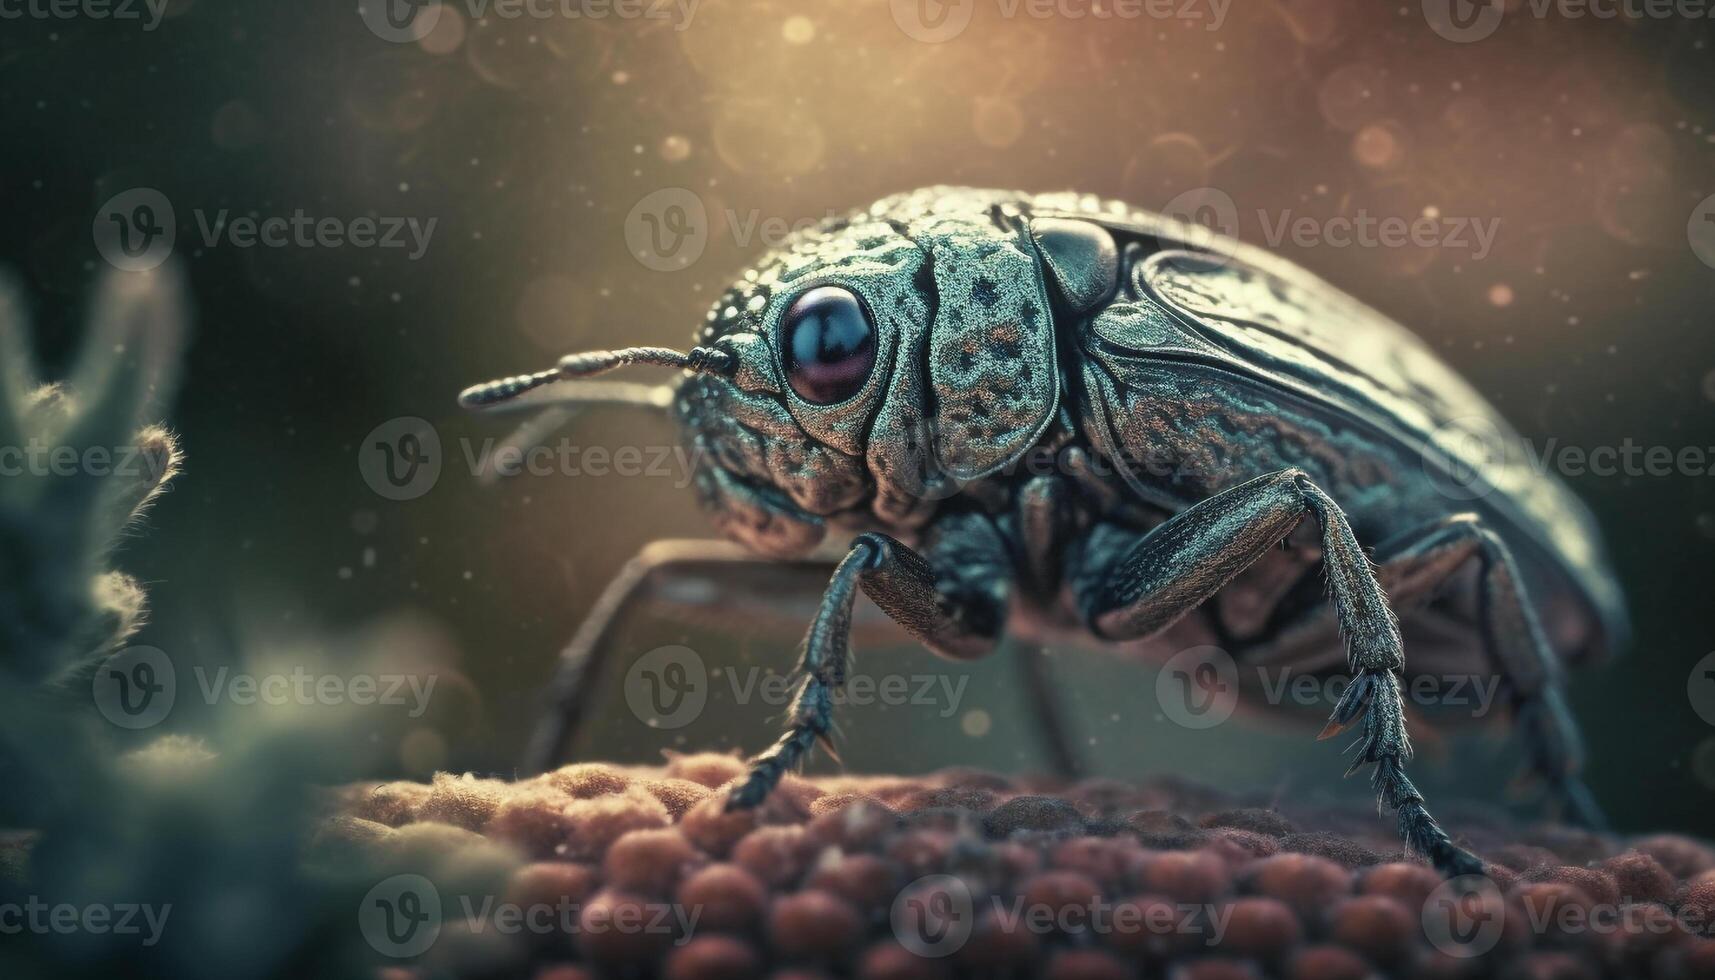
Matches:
[[1072, 469, 1484, 878], [726, 515, 1010, 810]]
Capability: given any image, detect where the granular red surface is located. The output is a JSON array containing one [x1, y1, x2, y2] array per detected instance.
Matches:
[[328, 757, 1715, 979]]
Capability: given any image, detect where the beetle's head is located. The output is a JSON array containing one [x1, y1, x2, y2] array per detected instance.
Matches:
[[461, 189, 1084, 558]]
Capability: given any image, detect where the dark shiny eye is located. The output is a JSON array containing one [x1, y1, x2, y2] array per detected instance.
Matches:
[[779, 286, 876, 405]]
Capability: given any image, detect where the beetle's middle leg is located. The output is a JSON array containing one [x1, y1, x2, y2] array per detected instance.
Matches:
[[1071, 468, 1484, 878], [727, 512, 1011, 810]]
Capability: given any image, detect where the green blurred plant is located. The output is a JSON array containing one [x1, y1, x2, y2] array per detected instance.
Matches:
[[0, 270, 396, 979], [0, 268, 187, 836], [0, 268, 184, 695]]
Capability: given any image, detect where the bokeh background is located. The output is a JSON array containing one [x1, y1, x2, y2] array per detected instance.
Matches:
[[2, 0, 1713, 837]]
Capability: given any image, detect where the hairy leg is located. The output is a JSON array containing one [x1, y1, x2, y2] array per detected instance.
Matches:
[[1071, 469, 1483, 877]]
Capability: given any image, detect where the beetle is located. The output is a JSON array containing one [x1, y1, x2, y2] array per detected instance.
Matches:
[[460, 187, 1628, 877]]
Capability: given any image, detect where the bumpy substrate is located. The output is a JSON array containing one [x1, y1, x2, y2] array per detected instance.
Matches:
[[323, 757, 1715, 980]]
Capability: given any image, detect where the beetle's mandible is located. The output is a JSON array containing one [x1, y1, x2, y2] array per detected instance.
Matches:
[[461, 187, 1628, 878]]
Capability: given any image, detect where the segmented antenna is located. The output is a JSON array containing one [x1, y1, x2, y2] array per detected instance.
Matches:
[[457, 345, 735, 410], [457, 368, 563, 409]]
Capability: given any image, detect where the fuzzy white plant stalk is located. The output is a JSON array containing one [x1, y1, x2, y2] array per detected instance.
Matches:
[[0, 267, 187, 689]]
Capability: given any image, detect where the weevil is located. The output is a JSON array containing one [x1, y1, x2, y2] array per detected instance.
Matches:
[[460, 187, 1628, 877]]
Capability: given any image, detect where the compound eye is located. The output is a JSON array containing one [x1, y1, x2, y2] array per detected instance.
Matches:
[[780, 285, 876, 405]]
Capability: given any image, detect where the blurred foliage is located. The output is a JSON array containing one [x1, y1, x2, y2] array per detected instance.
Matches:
[[0, 270, 420, 979]]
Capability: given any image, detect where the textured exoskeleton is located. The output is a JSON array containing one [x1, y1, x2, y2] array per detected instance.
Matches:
[[461, 188, 1628, 877]]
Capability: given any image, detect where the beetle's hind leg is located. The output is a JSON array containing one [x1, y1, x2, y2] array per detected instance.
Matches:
[[1072, 469, 1484, 878], [1368, 515, 1605, 830]]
